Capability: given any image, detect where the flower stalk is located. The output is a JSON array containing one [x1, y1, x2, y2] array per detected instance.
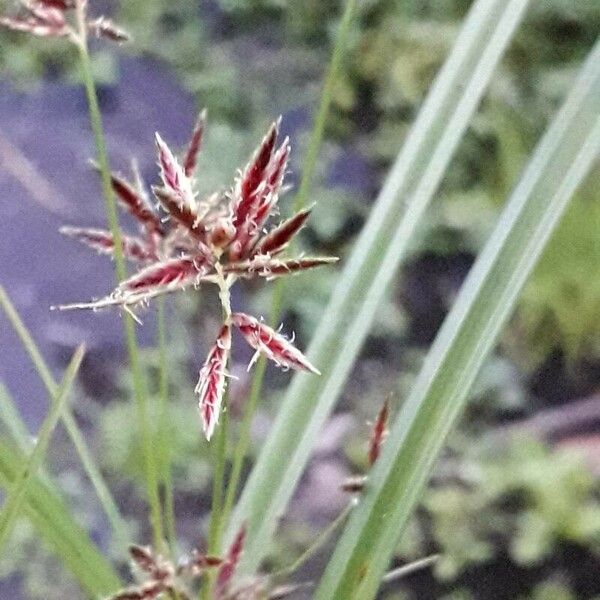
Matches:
[[71, 0, 165, 552]]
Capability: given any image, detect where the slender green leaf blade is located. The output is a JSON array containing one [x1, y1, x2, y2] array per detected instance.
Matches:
[[227, 0, 531, 572], [0, 286, 127, 549], [0, 439, 122, 596], [0, 382, 33, 454], [316, 39, 600, 600], [0, 346, 84, 553]]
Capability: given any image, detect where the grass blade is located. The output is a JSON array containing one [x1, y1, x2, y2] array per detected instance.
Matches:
[[315, 39, 600, 600], [0, 383, 34, 454], [0, 285, 128, 550], [0, 438, 122, 596], [0, 346, 84, 553], [227, 0, 530, 572]]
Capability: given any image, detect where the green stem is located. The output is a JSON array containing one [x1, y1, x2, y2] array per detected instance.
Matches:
[[73, 0, 164, 551], [202, 405, 229, 600], [293, 0, 357, 214], [158, 298, 177, 554], [221, 0, 356, 525], [271, 502, 354, 582]]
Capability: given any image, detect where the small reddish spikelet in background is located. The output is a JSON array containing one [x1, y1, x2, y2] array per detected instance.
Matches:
[[87, 16, 129, 43], [232, 312, 320, 374], [341, 475, 367, 493], [110, 580, 163, 600], [0, 12, 68, 38], [196, 325, 232, 441], [216, 524, 247, 597], [183, 110, 207, 177], [129, 545, 157, 574], [0, 0, 129, 42], [368, 399, 390, 466]]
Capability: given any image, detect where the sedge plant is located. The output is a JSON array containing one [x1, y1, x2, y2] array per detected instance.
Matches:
[[1, 0, 599, 599]]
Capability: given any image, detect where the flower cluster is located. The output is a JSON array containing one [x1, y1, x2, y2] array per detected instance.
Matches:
[[58, 114, 337, 439], [0, 0, 128, 42], [108, 539, 225, 600]]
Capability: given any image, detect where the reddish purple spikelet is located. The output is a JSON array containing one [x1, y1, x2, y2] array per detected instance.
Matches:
[[226, 256, 338, 280], [232, 312, 320, 374], [252, 206, 313, 256], [155, 133, 196, 209], [60, 226, 155, 263], [119, 255, 208, 295], [216, 524, 247, 597], [152, 186, 204, 240], [0, 13, 68, 38], [183, 109, 207, 178], [196, 325, 231, 441], [104, 171, 163, 237], [129, 545, 158, 574], [238, 121, 279, 215], [368, 399, 390, 466]]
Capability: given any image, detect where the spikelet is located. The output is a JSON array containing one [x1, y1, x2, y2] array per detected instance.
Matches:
[[196, 325, 231, 441], [226, 256, 338, 280], [152, 186, 205, 240], [60, 227, 155, 263], [129, 545, 158, 575], [155, 133, 196, 210], [368, 398, 390, 466], [215, 524, 246, 597], [183, 109, 207, 177], [232, 312, 319, 374], [118, 255, 208, 296], [234, 121, 279, 225], [251, 206, 312, 256], [104, 170, 162, 237], [0, 13, 68, 38], [108, 580, 163, 600], [87, 16, 129, 43]]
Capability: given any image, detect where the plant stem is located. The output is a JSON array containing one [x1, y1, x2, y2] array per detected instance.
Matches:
[[293, 0, 356, 214], [221, 0, 356, 526], [158, 298, 177, 554], [202, 404, 229, 600], [73, 0, 164, 551]]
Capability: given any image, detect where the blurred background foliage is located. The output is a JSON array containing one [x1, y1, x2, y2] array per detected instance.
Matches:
[[0, 0, 599, 598]]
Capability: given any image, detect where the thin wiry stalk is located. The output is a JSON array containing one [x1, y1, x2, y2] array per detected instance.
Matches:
[[0, 346, 84, 554], [271, 502, 355, 582], [157, 297, 177, 554], [0, 286, 128, 552], [221, 0, 356, 524], [202, 405, 230, 600], [72, 0, 164, 550]]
